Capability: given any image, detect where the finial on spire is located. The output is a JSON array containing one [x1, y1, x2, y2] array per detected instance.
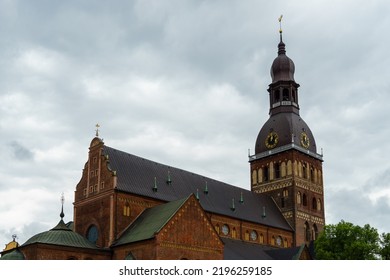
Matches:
[[276, 15, 286, 55], [60, 192, 65, 220], [95, 123, 100, 137], [278, 15, 283, 35]]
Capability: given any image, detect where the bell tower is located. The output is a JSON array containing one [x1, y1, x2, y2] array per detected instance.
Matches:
[[249, 20, 325, 246]]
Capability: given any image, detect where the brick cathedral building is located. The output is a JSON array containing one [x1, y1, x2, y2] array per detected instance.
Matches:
[[1, 31, 325, 260]]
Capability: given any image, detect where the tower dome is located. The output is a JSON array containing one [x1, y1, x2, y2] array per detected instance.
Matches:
[[270, 37, 295, 83]]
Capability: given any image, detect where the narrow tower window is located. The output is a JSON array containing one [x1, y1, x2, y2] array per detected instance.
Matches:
[[263, 166, 269, 182], [274, 162, 280, 179], [282, 88, 289, 101], [302, 193, 307, 206], [292, 89, 297, 103], [312, 198, 317, 210], [297, 192, 302, 204], [274, 89, 280, 102]]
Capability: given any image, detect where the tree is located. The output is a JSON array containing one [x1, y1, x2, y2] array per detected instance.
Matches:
[[315, 220, 380, 260], [380, 233, 390, 260]]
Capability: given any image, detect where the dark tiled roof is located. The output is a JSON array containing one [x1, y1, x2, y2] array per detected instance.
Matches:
[[223, 238, 307, 260], [22, 219, 98, 249], [113, 196, 189, 246], [265, 244, 306, 260], [222, 238, 274, 260], [103, 145, 292, 231]]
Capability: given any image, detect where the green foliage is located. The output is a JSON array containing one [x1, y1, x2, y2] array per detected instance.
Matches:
[[380, 233, 390, 260], [315, 220, 381, 260]]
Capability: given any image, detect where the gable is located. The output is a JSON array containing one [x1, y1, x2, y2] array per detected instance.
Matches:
[[157, 194, 223, 250], [112, 196, 188, 246]]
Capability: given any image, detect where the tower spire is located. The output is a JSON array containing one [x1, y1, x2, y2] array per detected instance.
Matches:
[[277, 15, 286, 55], [60, 192, 65, 220], [278, 15, 283, 40]]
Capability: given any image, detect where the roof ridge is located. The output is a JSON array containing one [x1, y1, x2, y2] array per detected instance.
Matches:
[[103, 144, 248, 191]]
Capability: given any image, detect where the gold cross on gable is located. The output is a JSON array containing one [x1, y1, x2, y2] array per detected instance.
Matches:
[[95, 123, 100, 137]]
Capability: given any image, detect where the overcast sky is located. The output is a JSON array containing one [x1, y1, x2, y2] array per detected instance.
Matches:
[[1, 0, 390, 247]]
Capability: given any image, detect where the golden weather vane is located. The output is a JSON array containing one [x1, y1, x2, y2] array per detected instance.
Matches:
[[278, 15, 283, 34]]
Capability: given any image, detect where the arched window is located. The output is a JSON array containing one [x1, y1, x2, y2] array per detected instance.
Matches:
[[298, 162, 302, 177], [274, 162, 280, 179], [252, 169, 257, 186], [317, 199, 322, 211], [282, 88, 289, 101], [304, 222, 310, 241], [287, 160, 292, 175], [271, 236, 275, 245], [258, 168, 263, 183], [313, 224, 319, 240], [312, 198, 317, 210], [244, 230, 250, 241], [232, 227, 237, 239], [281, 161, 287, 177], [87, 225, 98, 244], [297, 192, 302, 205], [302, 163, 307, 179], [274, 89, 280, 102], [259, 233, 264, 244], [302, 193, 307, 206], [281, 197, 285, 208], [123, 203, 130, 216], [310, 167, 315, 182], [215, 224, 220, 234], [263, 166, 269, 182], [284, 238, 288, 248]]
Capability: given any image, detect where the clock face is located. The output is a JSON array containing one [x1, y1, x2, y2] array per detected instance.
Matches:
[[265, 132, 278, 149], [300, 132, 310, 149], [250, 230, 258, 241], [221, 224, 229, 235]]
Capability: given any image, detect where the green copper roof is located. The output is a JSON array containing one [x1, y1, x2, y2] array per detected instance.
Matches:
[[113, 196, 189, 246], [22, 219, 98, 249], [0, 249, 25, 260]]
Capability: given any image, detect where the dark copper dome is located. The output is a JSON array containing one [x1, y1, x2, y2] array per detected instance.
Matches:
[[254, 113, 317, 154], [270, 40, 295, 83]]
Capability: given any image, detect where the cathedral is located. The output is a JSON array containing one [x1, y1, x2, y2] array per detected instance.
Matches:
[[1, 30, 325, 260]]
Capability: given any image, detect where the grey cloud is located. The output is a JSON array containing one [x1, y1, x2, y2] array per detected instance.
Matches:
[[326, 188, 390, 234], [8, 141, 34, 161]]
